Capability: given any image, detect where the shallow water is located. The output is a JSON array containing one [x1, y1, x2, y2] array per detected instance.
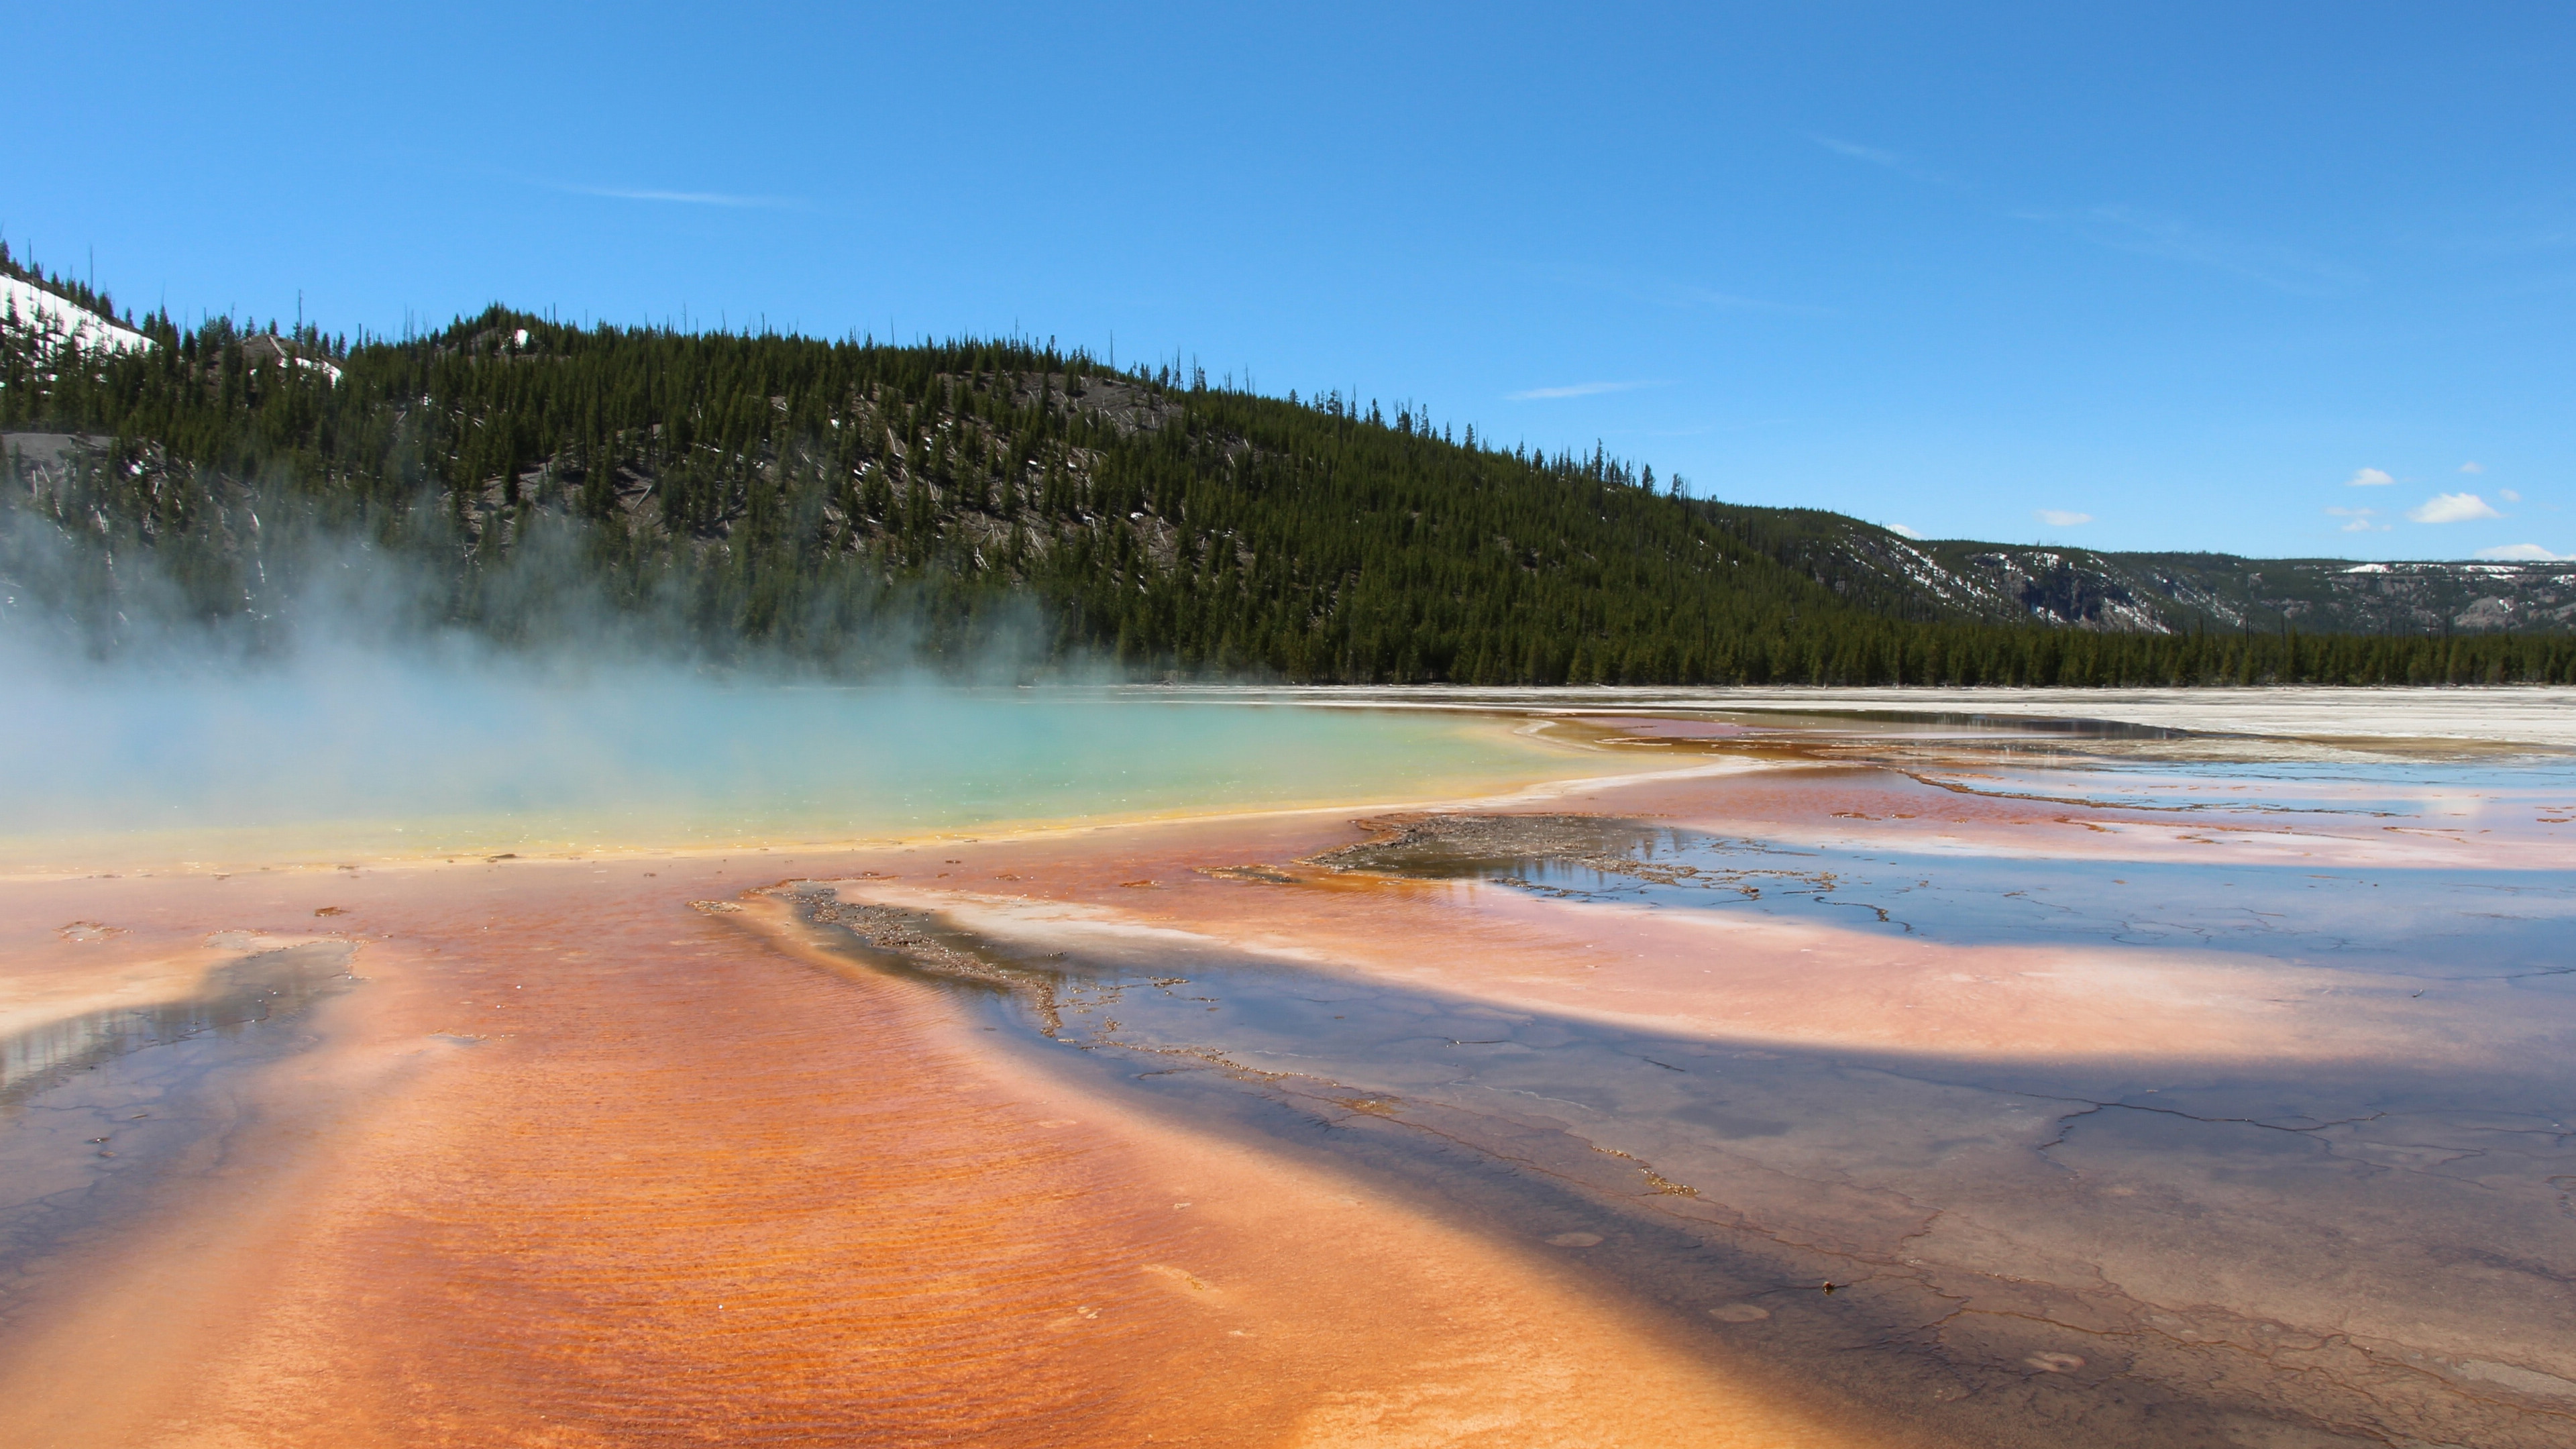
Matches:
[[781, 735, 2576, 1448], [0, 943, 356, 1330], [1320, 813, 2576, 970], [4, 696, 2573, 1446], [1900, 752, 2576, 820], [788, 901, 2573, 1446], [0, 680, 1568, 869], [0, 943, 354, 1104]]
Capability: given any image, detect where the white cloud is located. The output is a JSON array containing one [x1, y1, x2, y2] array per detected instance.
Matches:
[[2345, 467, 2396, 487], [2500, 488, 2522, 502], [1506, 380, 1656, 400], [2459, 461, 2485, 474], [2325, 506, 2387, 533], [2473, 544, 2567, 561], [2035, 509, 2093, 527], [2408, 492, 2504, 523], [1886, 522, 1925, 539]]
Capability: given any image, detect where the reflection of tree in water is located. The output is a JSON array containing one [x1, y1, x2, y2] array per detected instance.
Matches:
[[0, 943, 354, 1105]]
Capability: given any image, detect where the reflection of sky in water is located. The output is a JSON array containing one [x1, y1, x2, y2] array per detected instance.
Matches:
[[803, 744, 2576, 1444], [0, 945, 351, 1103], [0, 944, 358, 1304], [1318, 751, 2576, 976], [857, 900, 2576, 1449], [1911, 753, 2576, 818], [1436, 832, 2576, 978]]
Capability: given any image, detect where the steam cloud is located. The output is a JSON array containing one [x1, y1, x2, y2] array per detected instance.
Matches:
[[0, 469, 1468, 865]]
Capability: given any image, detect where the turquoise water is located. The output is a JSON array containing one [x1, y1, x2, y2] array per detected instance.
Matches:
[[0, 671, 1565, 867]]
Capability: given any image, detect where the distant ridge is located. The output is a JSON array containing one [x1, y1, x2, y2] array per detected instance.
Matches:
[[1686, 509, 2575, 636], [3, 262, 2568, 686]]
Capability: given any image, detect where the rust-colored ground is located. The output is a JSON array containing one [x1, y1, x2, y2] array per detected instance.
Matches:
[[0, 849, 1872, 1448], [13, 732, 2551, 1446]]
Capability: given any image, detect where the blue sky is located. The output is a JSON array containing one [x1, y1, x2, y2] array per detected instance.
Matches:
[[11, 3, 2573, 559]]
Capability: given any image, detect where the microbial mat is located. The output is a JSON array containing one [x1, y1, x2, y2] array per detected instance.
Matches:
[[1, 686, 2569, 1447]]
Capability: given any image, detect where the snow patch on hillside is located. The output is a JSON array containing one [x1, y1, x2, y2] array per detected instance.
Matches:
[[1, 275, 153, 354]]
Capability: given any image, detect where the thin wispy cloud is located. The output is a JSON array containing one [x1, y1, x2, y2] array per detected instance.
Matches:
[[1668, 284, 1825, 314], [1807, 134, 1954, 187], [2346, 467, 2396, 487], [1811, 135, 1901, 167], [1615, 418, 1790, 440], [564, 184, 805, 209], [1536, 263, 1830, 319], [2459, 461, 2486, 474], [2325, 505, 2388, 533], [2426, 201, 2576, 258], [2408, 492, 2502, 523], [1813, 141, 2353, 293], [2035, 509, 2093, 528], [2016, 205, 2363, 294], [2474, 543, 2567, 561], [2500, 488, 2522, 502], [1507, 380, 1660, 400]]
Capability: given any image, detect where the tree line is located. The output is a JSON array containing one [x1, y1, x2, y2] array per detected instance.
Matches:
[[3, 267, 2567, 685]]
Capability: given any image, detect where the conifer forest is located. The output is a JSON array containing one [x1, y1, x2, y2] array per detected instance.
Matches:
[[5, 251, 2569, 686]]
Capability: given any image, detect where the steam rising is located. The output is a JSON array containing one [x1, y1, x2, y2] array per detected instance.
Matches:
[[0, 496, 1526, 867], [0, 652, 1520, 867]]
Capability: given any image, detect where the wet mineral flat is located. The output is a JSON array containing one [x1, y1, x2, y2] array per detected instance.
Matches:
[[1, 691, 2568, 1447]]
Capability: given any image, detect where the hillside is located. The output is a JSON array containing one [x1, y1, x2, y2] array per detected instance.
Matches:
[[3, 256, 2569, 686], [1708, 506, 2576, 635]]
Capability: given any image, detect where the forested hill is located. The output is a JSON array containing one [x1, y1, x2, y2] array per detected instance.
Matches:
[[3, 257, 2569, 686]]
